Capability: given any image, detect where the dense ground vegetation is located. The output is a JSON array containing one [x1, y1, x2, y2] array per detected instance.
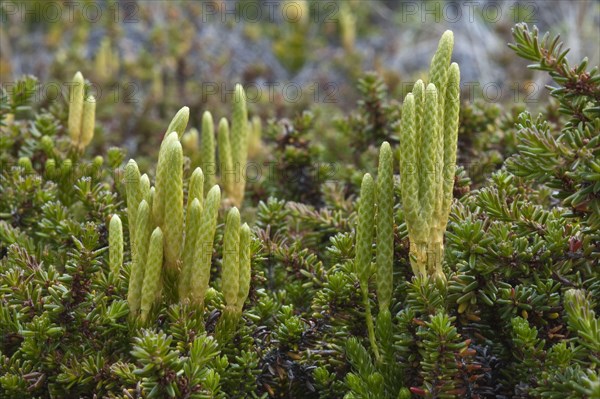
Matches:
[[1, 9, 599, 399]]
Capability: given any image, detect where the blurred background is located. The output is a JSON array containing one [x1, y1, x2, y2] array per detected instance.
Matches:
[[1, 0, 599, 185]]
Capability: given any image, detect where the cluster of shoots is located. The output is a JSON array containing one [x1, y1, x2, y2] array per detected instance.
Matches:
[[399, 30, 460, 282], [108, 107, 252, 327], [354, 142, 394, 360], [67, 71, 96, 152], [353, 31, 460, 359], [181, 84, 253, 208], [215, 208, 252, 342]]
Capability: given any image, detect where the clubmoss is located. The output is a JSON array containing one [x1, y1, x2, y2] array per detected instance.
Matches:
[[0, 25, 598, 399]]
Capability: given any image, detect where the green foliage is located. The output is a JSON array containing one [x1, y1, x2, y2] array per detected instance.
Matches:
[[337, 72, 400, 157], [1, 22, 599, 399], [508, 23, 599, 127], [563, 289, 600, 364], [261, 111, 325, 206], [457, 99, 522, 185], [417, 312, 467, 398], [129, 330, 223, 398], [507, 22, 600, 238]]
